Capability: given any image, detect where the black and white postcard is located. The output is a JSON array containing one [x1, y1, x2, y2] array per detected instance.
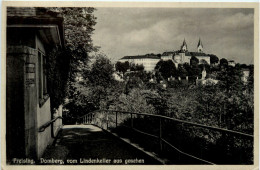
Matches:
[[1, 1, 259, 170]]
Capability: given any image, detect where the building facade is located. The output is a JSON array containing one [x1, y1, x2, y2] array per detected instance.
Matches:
[[6, 7, 64, 161], [118, 39, 212, 72], [119, 54, 160, 72]]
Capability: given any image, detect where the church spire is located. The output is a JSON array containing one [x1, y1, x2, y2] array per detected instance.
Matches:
[[197, 38, 203, 48], [197, 38, 203, 53], [181, 38, 188, 52], [183, 38, 187, 46]]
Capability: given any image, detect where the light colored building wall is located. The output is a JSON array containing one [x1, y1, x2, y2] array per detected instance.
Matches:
[[161, 55, 172, 61], [37, 98, 52, 158], [119, 58, 160, 72]]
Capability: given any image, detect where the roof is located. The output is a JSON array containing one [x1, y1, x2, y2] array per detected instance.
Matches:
[[182, 39, 187, 46], [7, 7, 64, 47], [185, 52, 209, 57], [162, 51, 176, 56], [120, 55, 160, 60], [197, 38, 203, 47]]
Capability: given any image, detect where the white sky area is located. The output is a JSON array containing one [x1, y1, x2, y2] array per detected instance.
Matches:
[[92, 8, 254, 64]]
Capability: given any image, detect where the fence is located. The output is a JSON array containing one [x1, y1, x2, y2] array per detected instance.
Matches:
[[78, 110, 253, 164]]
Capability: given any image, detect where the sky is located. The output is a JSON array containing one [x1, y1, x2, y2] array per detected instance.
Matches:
[[92, 8, 254, 64]]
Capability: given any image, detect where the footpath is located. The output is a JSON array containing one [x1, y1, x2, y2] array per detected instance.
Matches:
[[41, 124, 161, 165]]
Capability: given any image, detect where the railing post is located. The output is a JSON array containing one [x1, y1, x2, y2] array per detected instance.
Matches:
[[131, 113, 133, 128], [159, 117, 162, 151], [115, 111, 118, 128]]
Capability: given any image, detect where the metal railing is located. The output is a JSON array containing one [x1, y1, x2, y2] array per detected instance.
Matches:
[[78, 110, 253, 164], [38, 116, 63, 132]]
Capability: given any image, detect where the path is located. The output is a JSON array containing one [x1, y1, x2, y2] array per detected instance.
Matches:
[[41, 124, 161, 165]]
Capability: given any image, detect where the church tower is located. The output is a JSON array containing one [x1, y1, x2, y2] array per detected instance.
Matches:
[[197, 38, 203, 53], [180, 39, 188, 52]]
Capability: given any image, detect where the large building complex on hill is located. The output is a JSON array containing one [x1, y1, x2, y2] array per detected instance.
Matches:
[[118, 39, 211, 71]]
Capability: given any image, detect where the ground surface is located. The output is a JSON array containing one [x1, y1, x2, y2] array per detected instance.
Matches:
[[41, 124, 161, 165]]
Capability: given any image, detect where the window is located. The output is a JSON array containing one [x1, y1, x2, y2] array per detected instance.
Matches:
[[38, 51, 48, 106]]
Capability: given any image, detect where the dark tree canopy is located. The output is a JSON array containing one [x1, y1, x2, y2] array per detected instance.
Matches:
[[209, 54, 219, 64], [88, 55, 115, 87], [200, 59, 209, 65], [47, 7, 98, 74], [217, 65, 244, 92], [130, 63, 144, 72], [220, 58, 228, 67], [45, 7, 98, 111], [177, 64, 188, 78], [155, 60, 177, 79], [190, 56, 199, 66], [115, 61, 130, 73]]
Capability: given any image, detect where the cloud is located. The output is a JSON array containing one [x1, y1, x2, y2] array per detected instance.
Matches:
[[92, 8, 254, 64], [216, 12, 254, 30]]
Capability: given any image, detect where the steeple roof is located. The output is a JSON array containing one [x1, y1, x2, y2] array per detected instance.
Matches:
[[197, 38, 203, 48], [182, 38, 187, 46]]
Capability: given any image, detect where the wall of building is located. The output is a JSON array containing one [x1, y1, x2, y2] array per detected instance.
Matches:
[[6, 47, 27, 160], [7, 45, 39, 160], [120, 58, 160, 72], [35, 35, 58, 158], [37, 98, 52, 158], [161, 55, 172, 61], [7, 31, 62, 161], [53, 105, 63, 137]]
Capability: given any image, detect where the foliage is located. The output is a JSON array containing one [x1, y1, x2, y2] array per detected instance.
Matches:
[[87, 54, 115, 87], [155, 60, 177, 79], [209, 54, 219, 64], [176, 64, 188, 78], [47, 47, 71, 111], [64, 54, 118, 123], [220, 58, 228, 67], [115, 61, 130, 73], [109, 88, 157, 114], [190, 56, 199, 65], [45, 7, 98, 113], [217, 65, 244, 92], [130, 63, 144, 72]]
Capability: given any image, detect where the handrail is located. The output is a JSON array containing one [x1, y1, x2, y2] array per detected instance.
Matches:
[[80, 110, 253, 138], [38, 116, 63, 132], [79, 109, 253, 164]]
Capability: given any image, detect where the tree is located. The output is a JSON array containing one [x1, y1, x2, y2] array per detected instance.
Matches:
[[88, 54, 115, 87], [220, 58, 228, 68], [45, 7, 98, 112], [209, 54, 219, 65], [109, 88, 157, 114], [115, 61, 130, 74], [47, 47, 71, 111], [247, 64, 254, 92], [155, 60, 177, 79], [190, 56, 199, 66], [189, 56, 201, 81], [47, 7, 98, 74], [217, 65, 244, 92], [176, 64, 188, 78], [200, 59, 209, 65], [130, 63, 144, 72]]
